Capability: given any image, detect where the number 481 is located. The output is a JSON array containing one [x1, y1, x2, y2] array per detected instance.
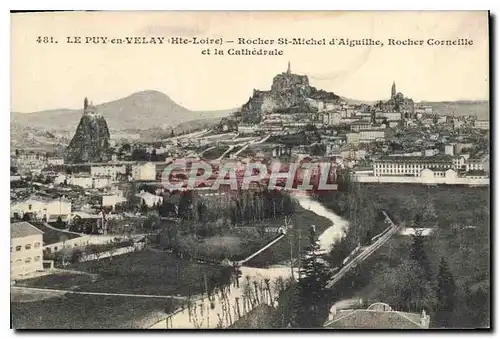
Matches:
[[36, 36, 56, 44]]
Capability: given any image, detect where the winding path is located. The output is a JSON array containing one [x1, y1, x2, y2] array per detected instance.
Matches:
[[11, 286, 190, 301]]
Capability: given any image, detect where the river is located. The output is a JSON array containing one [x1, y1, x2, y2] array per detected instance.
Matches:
[[148, 195, 349, 329]]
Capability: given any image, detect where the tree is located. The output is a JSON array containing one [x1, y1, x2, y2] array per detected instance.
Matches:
[[70, 249, 83, 263], [55, 216, 65, 229], [140, 200, 148, 214], [293, 228, 333, 328], [410, 231, 432, 281], [435, 257, 456, 328], [372, 260, 435, 313]]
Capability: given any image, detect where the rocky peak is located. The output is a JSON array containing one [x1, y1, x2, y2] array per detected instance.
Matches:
[[239, 63, 339, 123], [64, 98, 111, 164]]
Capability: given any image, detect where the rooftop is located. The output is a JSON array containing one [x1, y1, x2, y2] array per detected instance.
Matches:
[[376, 155, 453, 163], [324, 309, 429, 329], [11, 222, 44, 238]]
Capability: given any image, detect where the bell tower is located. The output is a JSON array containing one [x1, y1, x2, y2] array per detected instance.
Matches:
[[391, 81, 396, 99]]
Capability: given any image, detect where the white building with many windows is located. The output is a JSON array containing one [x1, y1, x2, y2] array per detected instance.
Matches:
[[11, 222, 44, 278], [373, 155, 454, 177]]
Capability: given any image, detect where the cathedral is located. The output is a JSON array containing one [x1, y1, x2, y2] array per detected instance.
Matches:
[[378, 81, 415, 118]]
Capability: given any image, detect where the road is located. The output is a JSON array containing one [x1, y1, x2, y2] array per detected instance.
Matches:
[[11, 286, 190, 301]]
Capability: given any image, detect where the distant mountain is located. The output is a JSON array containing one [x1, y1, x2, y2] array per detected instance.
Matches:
[[340, 97, 377, 106], [417, 100, 489, 119], [11, 90, 235, 132], [10, 122, 68, 153]]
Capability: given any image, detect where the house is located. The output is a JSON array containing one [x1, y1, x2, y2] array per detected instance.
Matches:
[[465, 170, 488, 179], [474, 120, 489, 130], [11, 196, 71, 221], [11, 222, 44, 278], [465, 156, 488, 172], [47, 157, 64, 166], [102, 194, 127, 209], [324, 302, 430, 329], [375, 111, 402, 121], [68, 174, 112, 189], [91, 165, 126, 180], [350, 121, 372, 132], [132, 162, 156, 181], [135, 191, 163, 207]]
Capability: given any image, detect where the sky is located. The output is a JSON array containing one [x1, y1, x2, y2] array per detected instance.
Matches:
[[11, 11, 489, 113]]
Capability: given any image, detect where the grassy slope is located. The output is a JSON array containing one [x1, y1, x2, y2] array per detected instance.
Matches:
[[11, 293, 180, 329]]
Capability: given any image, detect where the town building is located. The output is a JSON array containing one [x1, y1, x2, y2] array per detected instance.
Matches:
[[358, 130, 385, 142], [346, 132, 360, 146], [11, 196, 72, 221], [101, 194, 127, 210], [238, 124, 260, 134], [375, 112, 402, 122], [444, 144, 455, 156], [11, 222, 44, 278], [47, 157, 65, 166], [474, 120, 489, 130], [132, 162, 157, 181], [415, 105, 433, 115], [91, 165, 126, 180], [452, 156, 465, 170], [135, 191, 163, 207], [465, 156, 488, 172], [323, 112, 344, 125], [465, 170, 488, 179], [373, 155, 454, 177], [351, 121, 373, 132], [67, 174, 112, 189], [388, 121, 400, 128]]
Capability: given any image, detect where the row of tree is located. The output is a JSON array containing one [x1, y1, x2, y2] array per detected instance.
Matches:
[[156, 189, 296, 226]]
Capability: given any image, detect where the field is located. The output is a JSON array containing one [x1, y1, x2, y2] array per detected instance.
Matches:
[[11, 293, 180, 329], [358, 184, 489, 226], [12, 248, 232, 329], [16, 272, 95, 289], [19, 250, 227, 297]]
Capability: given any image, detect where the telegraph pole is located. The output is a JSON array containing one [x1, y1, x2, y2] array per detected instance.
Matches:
[[297, 228, 301, 276], [286, 216, 294, 280], [289, 231, 294, 280]]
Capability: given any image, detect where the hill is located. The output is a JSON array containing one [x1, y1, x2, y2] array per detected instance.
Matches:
[[10, 122, 68, 153], [11, 90, 234, 132], [417, 100, 489, 120]]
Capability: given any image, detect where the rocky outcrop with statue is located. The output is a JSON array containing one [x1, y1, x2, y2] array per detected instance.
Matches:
[[64, 98, 111, 164], [239, 62, 341, 124]]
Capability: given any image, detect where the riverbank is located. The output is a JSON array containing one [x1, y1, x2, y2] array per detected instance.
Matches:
[[148, 194, 350, 329]]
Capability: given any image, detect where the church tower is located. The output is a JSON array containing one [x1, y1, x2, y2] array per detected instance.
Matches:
[[287, 61, 291, 74], [391, 81, 396, 99], [84, 97, 89, 110]]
